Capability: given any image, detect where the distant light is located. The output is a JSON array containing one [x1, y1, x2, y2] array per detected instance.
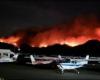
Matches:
[[39, 44, 47, 48], [18, 48, 20, 51], [13, 43, 17, 46], [92, 64, 95, 66]]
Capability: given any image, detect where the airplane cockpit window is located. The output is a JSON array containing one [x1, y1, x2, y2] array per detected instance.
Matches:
[[71, 61, 77, 64], [62, 59, 70, 63], [3, 53, 8, 57]]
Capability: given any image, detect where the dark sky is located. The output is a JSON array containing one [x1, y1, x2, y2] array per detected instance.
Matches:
[[0, 0, 100, 37]]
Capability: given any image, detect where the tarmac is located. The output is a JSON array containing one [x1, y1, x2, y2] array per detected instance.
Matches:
[[0, 63, 100, 80]]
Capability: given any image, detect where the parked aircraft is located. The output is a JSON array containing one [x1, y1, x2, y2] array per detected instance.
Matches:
[[0, 49, 18, 62], [57, 55, 89, 74]]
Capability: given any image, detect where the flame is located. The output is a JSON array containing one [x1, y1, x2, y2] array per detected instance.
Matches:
[[0, 36, 21, 47], [30, 15, 100, 47], [0, 31, 25, 47], [0, 15, 100, 48]]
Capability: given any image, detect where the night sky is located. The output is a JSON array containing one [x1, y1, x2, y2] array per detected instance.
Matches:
[[0, 0, 100, 37]]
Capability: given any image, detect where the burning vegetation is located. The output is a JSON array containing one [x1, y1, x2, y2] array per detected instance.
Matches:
[[0, 15, 100, 48]]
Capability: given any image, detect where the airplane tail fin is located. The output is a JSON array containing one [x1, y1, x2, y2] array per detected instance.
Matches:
[[83, 55, 89, 65], [58, 55, 62, 60], [85, 55, 89, 60], [30, 55, 35, 64]]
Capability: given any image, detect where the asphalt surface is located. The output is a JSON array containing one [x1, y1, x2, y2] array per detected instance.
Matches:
[[0, 63, 100, 80]]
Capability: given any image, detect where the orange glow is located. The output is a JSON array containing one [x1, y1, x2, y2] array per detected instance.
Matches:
[[95, 28, 100, 37], [0, 36, 21, 47], [0, 15, 100, 48], [30, 15, 100, 47]]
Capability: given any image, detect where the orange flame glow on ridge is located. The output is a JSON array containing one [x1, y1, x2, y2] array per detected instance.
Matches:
[[0, 15, 100, 48]]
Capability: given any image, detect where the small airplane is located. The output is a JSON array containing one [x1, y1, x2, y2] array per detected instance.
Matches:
[[26, 54, 65, 65], [57, 55, 89, 74], [0, 53, 19, 63]]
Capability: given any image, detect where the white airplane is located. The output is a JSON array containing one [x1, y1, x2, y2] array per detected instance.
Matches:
[[57, 55, 89, 74], [0, 53, 19, 63], [0, 49, 19, 63]]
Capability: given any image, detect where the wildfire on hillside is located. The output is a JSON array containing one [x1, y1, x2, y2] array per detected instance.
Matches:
[[0, 15, 100, 48]]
